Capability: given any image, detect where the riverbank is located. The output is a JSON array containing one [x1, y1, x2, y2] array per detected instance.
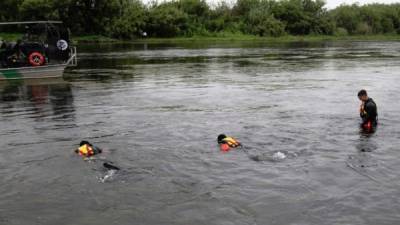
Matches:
[[0, 33, 22, 41], [2, 33, 400, 44], [73, 34, 400, 44]]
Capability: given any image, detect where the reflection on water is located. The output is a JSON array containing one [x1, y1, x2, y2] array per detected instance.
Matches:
[[0, 78, 75, 121], [2, 41, 400, 225]]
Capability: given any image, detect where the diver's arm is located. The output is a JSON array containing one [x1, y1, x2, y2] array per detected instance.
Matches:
[[359, 102, 366, 119], [93, 146, 103, 154]]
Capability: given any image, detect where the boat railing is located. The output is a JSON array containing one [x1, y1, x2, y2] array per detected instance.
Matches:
[[66, 46, 77, 66]]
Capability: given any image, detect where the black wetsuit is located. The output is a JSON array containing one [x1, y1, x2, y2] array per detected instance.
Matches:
[[360, 98, 378, 126]]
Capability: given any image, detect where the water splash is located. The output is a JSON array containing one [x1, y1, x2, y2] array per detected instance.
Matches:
[[99, 169, 117, 183]]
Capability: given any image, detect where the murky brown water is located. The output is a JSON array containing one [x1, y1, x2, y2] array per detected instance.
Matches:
[[1, 41, 400, 225]]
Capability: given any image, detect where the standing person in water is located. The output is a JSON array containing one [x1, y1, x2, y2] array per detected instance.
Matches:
[[358, 89, 378, 130]]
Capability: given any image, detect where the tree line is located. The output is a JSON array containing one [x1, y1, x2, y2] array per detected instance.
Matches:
[[1, 0, 400, 39]]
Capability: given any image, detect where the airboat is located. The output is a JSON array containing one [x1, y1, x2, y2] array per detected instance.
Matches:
[[0, 21, 77, 80]]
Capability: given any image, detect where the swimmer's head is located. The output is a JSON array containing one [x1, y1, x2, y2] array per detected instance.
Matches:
[[358, 89, 368, 101], [217, 134, 227, 143], [79, 140, 91, 146]]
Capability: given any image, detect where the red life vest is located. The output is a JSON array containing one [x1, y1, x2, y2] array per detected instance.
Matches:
[[220, 143, 231, 152], [363, 121, 372, 130]]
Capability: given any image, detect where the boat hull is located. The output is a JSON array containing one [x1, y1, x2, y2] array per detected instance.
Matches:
[[0, 64, 67, 80]]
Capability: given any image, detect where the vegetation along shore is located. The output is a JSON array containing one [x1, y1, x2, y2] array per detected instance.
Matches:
[[1, 0, 400, 43]]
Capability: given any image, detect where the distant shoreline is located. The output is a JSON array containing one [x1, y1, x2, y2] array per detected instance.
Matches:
[[2, 33, 400, 44], [72, 34, 400, 44]]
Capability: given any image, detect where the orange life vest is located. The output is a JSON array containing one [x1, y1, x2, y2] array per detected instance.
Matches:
[[222, 137, 241, 148], [78, 144, 95, 157]]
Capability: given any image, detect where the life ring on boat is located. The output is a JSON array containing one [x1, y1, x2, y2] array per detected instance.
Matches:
[[28, 52, 45, 66]]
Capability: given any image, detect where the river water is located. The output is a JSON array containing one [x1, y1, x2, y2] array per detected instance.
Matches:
[[1, 41, 400, 225]]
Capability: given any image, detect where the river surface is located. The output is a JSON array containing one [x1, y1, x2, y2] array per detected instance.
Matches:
[[1, 41, 400, 225]]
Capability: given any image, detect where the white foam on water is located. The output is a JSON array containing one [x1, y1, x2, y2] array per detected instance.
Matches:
[[99, 169, 117, 183], [272, 151, 286, 161]]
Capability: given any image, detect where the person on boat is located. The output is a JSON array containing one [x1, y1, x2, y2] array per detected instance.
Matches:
[[3, 39, 24, 66], [13, 40, 22, 56], [75, 140, 103, 157], [0, 39, 7, 67], [217, 134, 241, 152], [358, 89, 378, 131]]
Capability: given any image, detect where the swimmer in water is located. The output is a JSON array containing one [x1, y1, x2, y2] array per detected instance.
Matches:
[[74, 141, 120, 182], [217, 134, 242, 152], [74, 140, 103, 157]]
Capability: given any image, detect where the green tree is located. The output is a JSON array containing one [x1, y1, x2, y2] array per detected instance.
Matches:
[[233, 0, 260, 16], [1, 0, 400, 39], [147, 2, 189, 37], [176, 0, 210, 36], [53, 0, 120, 34], [0, 0, 23, 22], [246, 3, 286, 36], [109, 0, 147, 39], [19, 0, 58, 20], [273, 0, 333, 35], [360, 5, 383, 34], [207, 1, 239, 33], [331, 4, 361, 34], [178, 0, 209, 17]]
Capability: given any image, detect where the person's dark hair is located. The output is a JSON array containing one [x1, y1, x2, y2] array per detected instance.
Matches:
[[358, 89, 367, 97], [217, 134, 227, 143], [79, 140, 91, 146]]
